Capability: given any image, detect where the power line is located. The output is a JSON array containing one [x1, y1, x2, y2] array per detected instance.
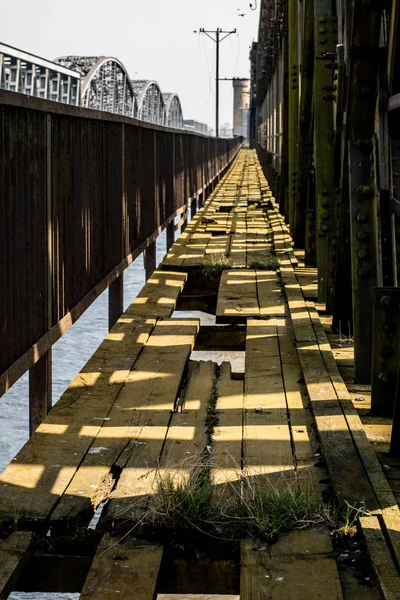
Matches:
[[198, 27, 236, 137]]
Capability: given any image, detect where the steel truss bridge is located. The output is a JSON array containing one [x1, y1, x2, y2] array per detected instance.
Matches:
[[0, 43, 184, 129]]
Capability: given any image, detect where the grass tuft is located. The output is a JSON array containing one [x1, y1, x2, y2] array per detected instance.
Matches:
[[248, 257, 280, 271], [200, 254, 232, 279], [118, 456, 367, 544]]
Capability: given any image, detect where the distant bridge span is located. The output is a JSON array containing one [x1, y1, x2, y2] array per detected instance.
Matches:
[[0, 42, 185, 129]]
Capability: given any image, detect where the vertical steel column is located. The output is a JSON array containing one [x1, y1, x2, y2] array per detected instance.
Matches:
[[288, 0, 299, 233], [313, 1, 339, 306], [281, 6, 290, 217], [348, 140, 378, 382], [109, 123, 125, 330], [145, 243, 156, 280], [29, 353, 52, 436], [109, 273, 124, 329], [297, 0, 315, 257], [167, 221, 175, 251], [346, 2, 382, 383], [29, 114, 53, 435]]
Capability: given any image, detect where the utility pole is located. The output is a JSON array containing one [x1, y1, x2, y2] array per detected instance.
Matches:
[[199, 28, 236, 137]]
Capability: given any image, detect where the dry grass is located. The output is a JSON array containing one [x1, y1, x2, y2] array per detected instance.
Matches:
[[248, 257, 280, 271], [200, 254, 233, 279], [113, 455, 367, 543]]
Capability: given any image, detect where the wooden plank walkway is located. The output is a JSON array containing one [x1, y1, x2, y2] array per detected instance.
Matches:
[[0, 148, 398, 597]]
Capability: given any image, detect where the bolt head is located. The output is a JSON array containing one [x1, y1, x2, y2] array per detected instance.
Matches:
[[378, 372, 389, 384], [381, 295, 392, 308]]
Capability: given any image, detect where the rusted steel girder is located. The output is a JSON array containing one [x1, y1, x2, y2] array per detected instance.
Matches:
[[288, 0, 299, 240], [346, 1, 382, 383], [296, 0, 314, 257], [313, 1, 339, 308]]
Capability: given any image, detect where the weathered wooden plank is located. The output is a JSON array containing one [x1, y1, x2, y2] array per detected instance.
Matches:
[[157, 596, 239, 600], [256, 270, 286, 317], [306, 301, 400, 566], [297, 340, 378, 509], [80, 535, 162, 600], [0, 532, 33, 600], [216, 270, 259, 323], [229, 233, 247, 267], [241, 528, 343, 600], [55, 319, 199, 521], [211, 362, 243, 491], [127, 270, 187, 317], [359, 517, 400, 600], [159, 361, 216, 485], [244, 321, 295, 487], [0, 317, 156, 521]]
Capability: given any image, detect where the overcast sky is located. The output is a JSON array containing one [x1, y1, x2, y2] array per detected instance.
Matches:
[[2, 0, 260, 130]]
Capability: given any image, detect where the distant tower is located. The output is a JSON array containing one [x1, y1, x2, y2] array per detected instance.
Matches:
[[232, 78, 250, 140]]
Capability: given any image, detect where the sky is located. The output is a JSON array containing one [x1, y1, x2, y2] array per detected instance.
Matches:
[[2, 0, 260, 130]]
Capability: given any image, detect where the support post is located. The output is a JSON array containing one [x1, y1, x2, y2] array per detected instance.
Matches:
[[198, 189, 204, 208], [29, 351, 52, 436], [29, 112, 53, 436], [313, 2, 339, 307], [297, 0, 315, 258], [288, 0, 299, 236], [109, 272, 124, 330], [348, 140, 378, 383], [145, 242, 156, 280], [166, 220, 174, 251], [190, 197, 197, 219], [391, 372, 400, 456]]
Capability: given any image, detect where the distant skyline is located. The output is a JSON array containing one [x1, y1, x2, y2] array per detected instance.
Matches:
[[2, 0, 260, 130]]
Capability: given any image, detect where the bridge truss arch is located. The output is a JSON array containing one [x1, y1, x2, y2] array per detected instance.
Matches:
[[133, 80, 165, 126], [163, 93, 183, 129], [56, 56, 137, 118]]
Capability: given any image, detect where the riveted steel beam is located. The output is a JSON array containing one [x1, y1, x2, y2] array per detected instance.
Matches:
[[348, 139, 379, 383], [288, 0, 299, 236], [313, 6, 339, 306], [391, 141, 400, 285], [295, 0, 314, 253]]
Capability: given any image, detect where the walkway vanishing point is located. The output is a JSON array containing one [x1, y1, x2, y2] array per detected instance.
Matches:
[[1, 149, 400, 598]]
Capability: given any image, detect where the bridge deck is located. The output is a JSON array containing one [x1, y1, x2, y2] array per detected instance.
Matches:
[[0, 149, 399, 598]]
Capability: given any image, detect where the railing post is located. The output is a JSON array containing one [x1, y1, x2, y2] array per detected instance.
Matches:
[[109, 273, 124, 329], [167, 220, 175, 250], [145, 242, 156, 280], [29, 351, 52, 435], [191, 196, 197, 219], [29, 112, 53, 436]]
